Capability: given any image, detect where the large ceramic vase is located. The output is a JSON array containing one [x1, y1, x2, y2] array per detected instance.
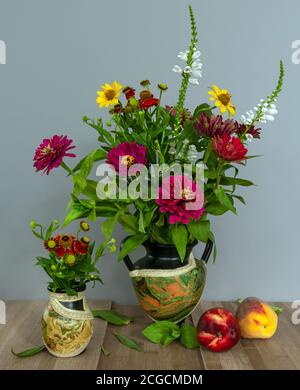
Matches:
[[122, 239, 213, 323], [41, 287, 94, 358]]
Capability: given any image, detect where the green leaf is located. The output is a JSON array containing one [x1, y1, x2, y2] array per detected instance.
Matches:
[[170, 224, 187, 262], [113, 332, 142, 352], [142, 321, 181, 347], [180, 323, 199, 349], [92, 309, 133, 325], [232, 195, 246, 205], [118, 233, 149, 260], [101, 215, 118, 241], [271, 305, 283, 315], [11, 345, 46, 358], [72, 149, 107, 174], [220, 177, 255, 187], [193, 103, 214, 119], [214, 187, 236, 214], [79, 150, 96, 178], [73, 174, 87, 195], [205, 201, 228, 216], [63, 205, 88, 227], [100, 345, 110, 356], [138, 212, 145, 233], [187, 220, 210, 243], [118, 214, 139, 233]]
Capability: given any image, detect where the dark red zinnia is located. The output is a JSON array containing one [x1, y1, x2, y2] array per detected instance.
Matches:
[[235, 123, 261, 139], [194, 113, 237, 137], [33, 135, 76, 175], [165, 106, 192, 127], [212, 134, 248, 162]]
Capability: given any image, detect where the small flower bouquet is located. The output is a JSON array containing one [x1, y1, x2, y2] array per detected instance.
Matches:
[[30, 220, 114, 295], [33, 6, 284, 265]]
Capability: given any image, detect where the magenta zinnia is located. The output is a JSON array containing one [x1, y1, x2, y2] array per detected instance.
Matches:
[[156, 175, 205, 224], [107, 141, 147, 173], [194, 113, 237, 137], [33, 135, 76, 174]]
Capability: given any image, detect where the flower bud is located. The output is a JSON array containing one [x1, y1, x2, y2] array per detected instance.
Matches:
[[30, 220, 37, 229], [129, 97, 139, 107], [158, 83, 168, 91], [140, 79, 151, 87], [47, 240, 57, 249], [80, 221, 90, 231], [139, 90, 153, 100], [81, 236, 90, 245], [53, 219, 59, 225], [110, 238, 116, 244], [66, 254, 76, 266], [51, 265, 57, 271], [109, 245, 117, 253]]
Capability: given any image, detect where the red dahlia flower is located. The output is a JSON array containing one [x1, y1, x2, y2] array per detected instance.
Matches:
[[194, 113, 237, 137], [33, 135, 76, 175], [139, 97, 160, 110], [156, 175, 204, 224], [212, 134, 248, 162], [107, 141, 147, 173]]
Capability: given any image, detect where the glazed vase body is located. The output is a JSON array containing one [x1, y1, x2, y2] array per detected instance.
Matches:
[[123, 240, 213, 323], [42, 289, 93, 358]]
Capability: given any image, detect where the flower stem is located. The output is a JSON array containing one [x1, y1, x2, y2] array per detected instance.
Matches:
[[61, 161, 73, 175]]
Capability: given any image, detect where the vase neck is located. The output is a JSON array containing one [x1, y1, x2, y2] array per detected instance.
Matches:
[[143, 242, 196, 264]]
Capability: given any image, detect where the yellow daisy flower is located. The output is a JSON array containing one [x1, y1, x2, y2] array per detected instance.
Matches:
[[96, 81, 122, 108], [208, 85, 236, 116]]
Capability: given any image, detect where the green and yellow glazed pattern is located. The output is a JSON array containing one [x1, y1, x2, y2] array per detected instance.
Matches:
[[42, 291, 94, 358], [130, 257, 206, 322]]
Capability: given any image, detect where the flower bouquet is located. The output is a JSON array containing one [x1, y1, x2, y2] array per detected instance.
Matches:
[[29, 220, 113, 357], [33, 6, 284, 322]]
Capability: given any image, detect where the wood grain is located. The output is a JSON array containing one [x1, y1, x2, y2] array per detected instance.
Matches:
[[97, 304, 205, 370], [1, 300, 299, 370]]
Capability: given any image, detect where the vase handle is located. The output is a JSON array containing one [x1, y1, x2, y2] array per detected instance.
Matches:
[[201, 239, 213, 263], [120, 237, 136, 271]]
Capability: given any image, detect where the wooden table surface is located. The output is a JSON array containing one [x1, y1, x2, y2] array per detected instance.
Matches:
[[0, 301, 299, 370]]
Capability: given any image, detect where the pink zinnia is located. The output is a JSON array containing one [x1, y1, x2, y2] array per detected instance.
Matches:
[[156, 175, 205, 225], [107, 142, 147, 174], [33, 135, 76, 175]]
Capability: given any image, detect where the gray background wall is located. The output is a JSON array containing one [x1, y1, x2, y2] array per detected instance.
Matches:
[[0, 0, 299, 302]]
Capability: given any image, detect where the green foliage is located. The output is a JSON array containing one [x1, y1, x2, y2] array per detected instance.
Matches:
[[142, 320, 199, 349], [180, 323, 199, 349], [113, 332, 142, 352], [118, 233, 149, 261], [11, 345, 46, 358], [142, 321, 181, 347], [170, 224, 188, 262], [92, 309, 133, 325]]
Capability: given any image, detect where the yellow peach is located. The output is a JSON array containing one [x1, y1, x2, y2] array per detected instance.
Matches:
[[236, 297, 278, 339]]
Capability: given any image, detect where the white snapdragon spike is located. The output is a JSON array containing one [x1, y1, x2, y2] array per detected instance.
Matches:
[[172, 48, 203, 85], [172, 65, 182, 73], [241, 100, 278, 126]]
